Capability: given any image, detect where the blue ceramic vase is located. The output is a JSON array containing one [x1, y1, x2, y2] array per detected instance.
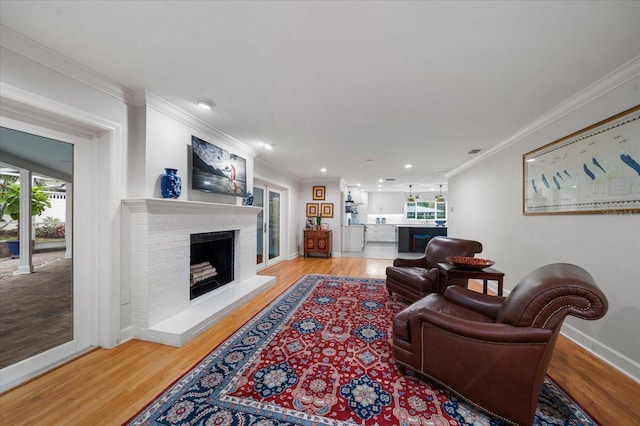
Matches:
[[161, 168, 181, 199]]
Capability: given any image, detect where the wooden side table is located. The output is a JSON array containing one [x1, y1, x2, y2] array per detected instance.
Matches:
[[304, 229, 332, 258], [438, 262, 505, 296]]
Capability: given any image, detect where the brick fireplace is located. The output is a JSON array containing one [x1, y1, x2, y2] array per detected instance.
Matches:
[[122, 199, 276, 346]]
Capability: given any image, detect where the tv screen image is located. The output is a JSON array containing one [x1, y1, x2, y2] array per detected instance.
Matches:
[[191, 135, 247, 197]]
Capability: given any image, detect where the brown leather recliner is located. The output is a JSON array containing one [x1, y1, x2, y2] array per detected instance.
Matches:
[[385, 236, 483, 302], [392, 263, 608, 426]]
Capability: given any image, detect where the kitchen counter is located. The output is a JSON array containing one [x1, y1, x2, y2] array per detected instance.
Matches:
[[396, 225, 447, 252], [395, 224, 446, 228]]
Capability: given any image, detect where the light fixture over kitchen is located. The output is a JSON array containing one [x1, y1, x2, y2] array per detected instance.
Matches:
[[436, 184, 445, 202], [406, 184, 415, 202]]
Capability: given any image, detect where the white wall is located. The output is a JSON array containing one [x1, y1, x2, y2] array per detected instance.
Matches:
[[298, 179, 342, 257], [447, 71, 640, 381], [144, 97, 256, 202]]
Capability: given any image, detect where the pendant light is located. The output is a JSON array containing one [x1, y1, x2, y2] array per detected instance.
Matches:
[[406, 184, 415, 202], [436, 184, 445, 202]]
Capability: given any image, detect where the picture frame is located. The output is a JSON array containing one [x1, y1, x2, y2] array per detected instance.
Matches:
[[523, 105, 640, 215], [306, 203, 319, 217], [305, 218, 316, 229], [320, 203, 334, 218], [312, 186, 326, 200]]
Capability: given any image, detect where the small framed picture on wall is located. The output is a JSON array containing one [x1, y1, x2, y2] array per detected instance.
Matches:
[[306, 203, 319, 217], [320, 203, 334, 218], [312, 186, 326, 200]]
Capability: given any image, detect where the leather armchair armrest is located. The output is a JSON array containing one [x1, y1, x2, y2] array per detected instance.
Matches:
[[412, 310, 552, 344], [392, 298, 429, 342], [437, 262, 457, 273], [443, 286, 505, 320], [392, 294, 438, 342], [393, 256, 427, 268]]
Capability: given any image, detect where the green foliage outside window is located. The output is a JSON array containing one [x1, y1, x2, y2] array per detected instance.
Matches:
[[0, 182, 52, 225], [36, 217, 66, 239]]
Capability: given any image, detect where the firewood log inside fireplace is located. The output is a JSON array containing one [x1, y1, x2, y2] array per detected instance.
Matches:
[[190, 261, 218, 286]]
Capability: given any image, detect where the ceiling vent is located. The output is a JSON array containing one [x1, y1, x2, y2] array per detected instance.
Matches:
[[468, 148, 482, 155], [385, 178, 396, 181]]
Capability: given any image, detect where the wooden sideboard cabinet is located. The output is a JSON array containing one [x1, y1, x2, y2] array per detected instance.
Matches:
[[304, 229, 332, 258]]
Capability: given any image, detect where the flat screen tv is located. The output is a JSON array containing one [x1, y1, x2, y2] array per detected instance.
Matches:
[[191, 135, 247, 197]]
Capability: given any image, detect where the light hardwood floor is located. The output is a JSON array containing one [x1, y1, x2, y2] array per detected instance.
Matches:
[[0, 257, 638, 425]]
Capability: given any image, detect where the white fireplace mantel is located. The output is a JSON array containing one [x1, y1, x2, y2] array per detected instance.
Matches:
[[122, 197, 263, 215], [122, 198, 275, 347]]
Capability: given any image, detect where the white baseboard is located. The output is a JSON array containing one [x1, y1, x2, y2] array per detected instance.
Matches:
[[561, 324, 640, 383]]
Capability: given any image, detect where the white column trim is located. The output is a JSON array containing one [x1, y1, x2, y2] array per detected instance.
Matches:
[[15, 168, 33, 274]]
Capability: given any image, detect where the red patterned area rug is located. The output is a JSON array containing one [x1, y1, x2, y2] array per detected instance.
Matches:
[[127, 275, 597, 425]]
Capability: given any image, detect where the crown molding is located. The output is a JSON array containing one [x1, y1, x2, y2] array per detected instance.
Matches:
[[254, 156, 301, 181], [0, 25, 135, 105], [140, 91, 257, 158], [0, 25, 257, 161], [447, 54, 640, 178]]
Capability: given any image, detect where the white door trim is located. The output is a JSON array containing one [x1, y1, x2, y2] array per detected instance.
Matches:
[[0, 82, 123, 391]]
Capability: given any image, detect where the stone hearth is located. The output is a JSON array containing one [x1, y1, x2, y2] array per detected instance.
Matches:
[[122, 199, 276, 346]]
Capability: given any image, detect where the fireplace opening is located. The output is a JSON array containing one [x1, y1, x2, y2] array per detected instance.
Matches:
[[190, 231, 234, 300]]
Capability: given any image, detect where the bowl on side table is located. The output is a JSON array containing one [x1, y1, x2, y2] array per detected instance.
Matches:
[[446, 256, 495, 270]]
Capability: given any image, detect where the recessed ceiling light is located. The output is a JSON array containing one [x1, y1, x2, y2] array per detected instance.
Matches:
[[405, 164, 412, 168], [378, 179, 383, 183], [196, 98, 215, 110], [261, 142, 273, 150], [321, 168, 327, 173], [526, 158, 536, 163]]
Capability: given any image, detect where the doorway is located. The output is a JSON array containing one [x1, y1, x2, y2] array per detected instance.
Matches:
[[0, 118, 98, 391], [254, 183, 283, 270], [0, 133, 73, 368]]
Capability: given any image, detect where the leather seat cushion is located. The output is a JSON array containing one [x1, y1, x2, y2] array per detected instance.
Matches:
[[386, 266, 433, 293]]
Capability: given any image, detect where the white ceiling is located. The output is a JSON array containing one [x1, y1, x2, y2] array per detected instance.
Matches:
[[1, 1, 639, 193]]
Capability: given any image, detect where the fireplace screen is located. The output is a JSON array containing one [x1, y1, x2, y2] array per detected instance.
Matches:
[[190, 231, 234, 299]]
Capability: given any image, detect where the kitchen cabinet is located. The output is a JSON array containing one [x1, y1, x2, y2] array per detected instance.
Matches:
[[344, 225, 365, 251], [366, 224, 396, 242], [368, 192, 405, 214], [304, 230, 332, 258]]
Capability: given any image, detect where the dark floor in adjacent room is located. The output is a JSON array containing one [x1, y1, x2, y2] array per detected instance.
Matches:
[[0, 251, 72, 368]]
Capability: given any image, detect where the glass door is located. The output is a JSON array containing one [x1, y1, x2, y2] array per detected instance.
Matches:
[[267, 189, 281, 263], [255, 184, 282, 270], [0, 125, 91, 391]]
